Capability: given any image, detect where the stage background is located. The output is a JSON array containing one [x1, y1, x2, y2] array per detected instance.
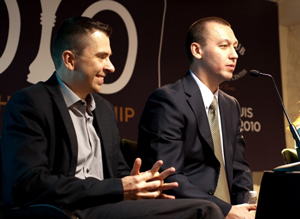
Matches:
[[0, 0, 285, 171]]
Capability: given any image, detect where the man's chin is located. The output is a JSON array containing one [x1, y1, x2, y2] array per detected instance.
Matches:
[[93, 86, 102, 94], [220, 72, 233, 82]]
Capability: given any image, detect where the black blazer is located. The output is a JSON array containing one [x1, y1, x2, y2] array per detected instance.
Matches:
[[138, 72, 253, 216], [1, 73, 130, 210]]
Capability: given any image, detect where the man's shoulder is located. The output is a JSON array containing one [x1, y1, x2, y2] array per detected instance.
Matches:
[[219, 89, 237, 100], [219, 90, 239, 107], [11, 82, 48, 100], [153, 77, 186, 94], [4, 82, 54, 116], [148, 82, 183, 103]]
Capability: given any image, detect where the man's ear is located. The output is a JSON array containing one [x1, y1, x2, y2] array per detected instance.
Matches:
[[191, 42, 202, 60], [62, 50, 75, 70]]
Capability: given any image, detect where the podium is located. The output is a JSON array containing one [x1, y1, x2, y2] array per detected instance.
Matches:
[[256, 170, 300, 218]]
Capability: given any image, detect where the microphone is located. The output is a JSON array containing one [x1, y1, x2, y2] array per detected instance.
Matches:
[[250, 69, 300, 159], [249, 70, 271, 77]]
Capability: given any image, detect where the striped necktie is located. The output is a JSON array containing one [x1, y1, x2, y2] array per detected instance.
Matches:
[[207, 96, 231, 203]]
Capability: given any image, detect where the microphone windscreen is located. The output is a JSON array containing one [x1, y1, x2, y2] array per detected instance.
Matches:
[[250, 70, 260, 77]]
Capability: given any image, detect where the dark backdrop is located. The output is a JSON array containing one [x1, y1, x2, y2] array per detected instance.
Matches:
[[0, 0, 285, 171]]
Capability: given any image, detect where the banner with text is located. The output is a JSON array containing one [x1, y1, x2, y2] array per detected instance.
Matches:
[[0, 0, 284, 170]]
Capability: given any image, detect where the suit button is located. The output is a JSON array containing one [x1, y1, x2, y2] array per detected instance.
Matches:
[[208, 189, 214, 195]]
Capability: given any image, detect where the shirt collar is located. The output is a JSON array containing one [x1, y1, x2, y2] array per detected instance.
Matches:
[[56, 73, 96, 113], [189, 70, 219, 110]]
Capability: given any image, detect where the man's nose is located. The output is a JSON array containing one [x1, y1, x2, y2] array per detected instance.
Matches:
[[105, 59, 115, 73]]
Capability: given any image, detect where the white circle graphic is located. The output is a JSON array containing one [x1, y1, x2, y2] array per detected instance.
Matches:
[[83, 1, 138, 94]]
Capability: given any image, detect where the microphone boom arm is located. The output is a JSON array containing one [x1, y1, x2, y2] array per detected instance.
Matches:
[[250, 70, 300, 158]]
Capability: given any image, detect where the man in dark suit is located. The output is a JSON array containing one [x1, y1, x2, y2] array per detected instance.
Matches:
[[138, 17, 256, 218], [0, 17, 224, 218]]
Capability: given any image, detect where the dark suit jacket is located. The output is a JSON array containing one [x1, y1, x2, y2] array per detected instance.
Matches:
[[1, 73, 130, 210], [138, 72, 253, 216]]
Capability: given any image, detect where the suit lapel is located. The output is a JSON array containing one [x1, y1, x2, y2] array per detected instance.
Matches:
[[182, 72, 214, 151], [44, 74, 115, 177], [219, 91, 234, 175], [183, 72, 234, 188], [43, 73, 78, 175], [92, 95, 114, 177]]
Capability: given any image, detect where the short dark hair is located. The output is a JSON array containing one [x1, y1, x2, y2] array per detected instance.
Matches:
[[186, 17, 231, 63], [51, 16, 112, 69]]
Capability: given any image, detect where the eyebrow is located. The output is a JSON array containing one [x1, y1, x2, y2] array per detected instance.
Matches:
[[222, 39, 238, 46], [95, 52, 111, 57]]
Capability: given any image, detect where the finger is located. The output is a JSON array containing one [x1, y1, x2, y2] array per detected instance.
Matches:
[[144, 180, 178, 192], [158, 193, 176, 199], [246, 204, 257, 210], [143, 166, 176, 183], [241, 203, 257, 210], [131, 158, 142, 176], [137, 160, 171, 182], [160, 182, 179, 191], [135, 190, 162, 199], [143, 179, 163, 191], [155, 167, 176, 180], [149, 160, 163, 174]]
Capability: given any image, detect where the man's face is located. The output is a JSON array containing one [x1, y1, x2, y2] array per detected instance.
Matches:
[[200, 22, 238, 84], [72, 30, 115, 99]]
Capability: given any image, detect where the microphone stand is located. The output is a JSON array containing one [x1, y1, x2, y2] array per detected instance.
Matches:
[[250, 70, 300, 160]]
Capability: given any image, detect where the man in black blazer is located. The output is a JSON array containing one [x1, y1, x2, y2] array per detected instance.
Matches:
[[138, 17, 256, 218], [1, 17, 224, 218]]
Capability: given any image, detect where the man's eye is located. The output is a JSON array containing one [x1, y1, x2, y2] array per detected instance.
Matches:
[[96, 53, 108, 60], [220, 45, 228, 48]]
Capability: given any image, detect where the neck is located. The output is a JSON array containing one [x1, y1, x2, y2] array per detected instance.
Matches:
[[190, 68, 219, 93]]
